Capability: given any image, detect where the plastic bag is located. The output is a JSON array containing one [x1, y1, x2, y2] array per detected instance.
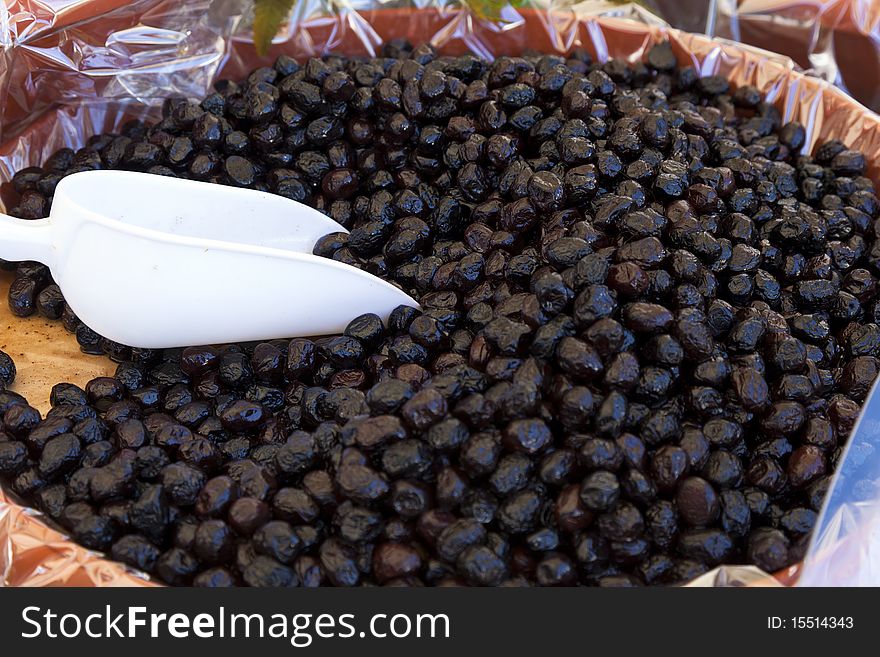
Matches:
[[798, 375, 880, 586], [2, 0, 880, 587], [575, 1, 880, 113], [3, 0, 879, 140]]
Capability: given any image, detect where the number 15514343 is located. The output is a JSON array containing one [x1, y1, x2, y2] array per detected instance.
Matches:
[[768, 617, 854, 629]]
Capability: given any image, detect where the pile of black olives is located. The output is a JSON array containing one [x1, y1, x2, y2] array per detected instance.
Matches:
[[1, 39, 878, 586]]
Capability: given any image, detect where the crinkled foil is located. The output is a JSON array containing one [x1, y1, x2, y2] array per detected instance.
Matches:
[[2, 1, 880, 588], [576, 1, 880, 113], [0, 489, 158, 587]]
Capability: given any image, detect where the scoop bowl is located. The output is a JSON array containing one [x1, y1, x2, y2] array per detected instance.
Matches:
[[1, 170, 418, 348]]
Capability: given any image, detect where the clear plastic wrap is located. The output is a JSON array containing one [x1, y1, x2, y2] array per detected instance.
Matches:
[[613, 0, 880, 113], [798, 375, 880, 586], [2, 0, 880, 587], [3, 1, 880, 135]]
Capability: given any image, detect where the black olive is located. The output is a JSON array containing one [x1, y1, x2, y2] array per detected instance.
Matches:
[[3, 41, 875, 589]]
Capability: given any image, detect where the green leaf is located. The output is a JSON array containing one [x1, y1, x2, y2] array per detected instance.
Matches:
[[462, 0, 510, 21], [253, 0, 295, 56], [607, 0, 649, 6], [463, 0, 539, 21]]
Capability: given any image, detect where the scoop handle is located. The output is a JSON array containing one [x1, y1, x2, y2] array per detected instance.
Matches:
[[0, 214, 54, 266]]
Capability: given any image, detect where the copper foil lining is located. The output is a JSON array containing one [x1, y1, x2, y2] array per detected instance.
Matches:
[[3, 6, 879, 587], [3, 1, 880, 140]]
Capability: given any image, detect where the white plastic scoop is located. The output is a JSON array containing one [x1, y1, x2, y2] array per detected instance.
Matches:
[[1, 170, 418, 348]]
